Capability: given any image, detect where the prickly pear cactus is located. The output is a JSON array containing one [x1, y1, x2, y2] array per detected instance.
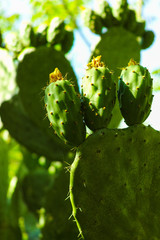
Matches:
[[16, 46, 79, 143], [90, 27, 141, 128], [82, 56, 116, 131], [70, 124, 160, 240], [118, 59, 153, 126], [44, 68, 86, 146]]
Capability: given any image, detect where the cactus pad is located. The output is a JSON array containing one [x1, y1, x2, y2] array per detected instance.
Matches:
[[70, 124, 160, 240], [82, 56, 116, 131], [45, 68, 86, 146], [16, 46, 79, 141], [118, 59, 153, 125], [0, 95, 69, 161]]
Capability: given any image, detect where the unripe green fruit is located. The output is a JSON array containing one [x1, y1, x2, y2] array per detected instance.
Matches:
[[82, 56, 116, 131], [141, 30, 155, 49], [81, 7, 103, 35], [20, 22, 36, 47], [44, 68, 86, 146], [47, 17, 65, 45], [95, 0, 118, 28], [118, 59, 153, 126]]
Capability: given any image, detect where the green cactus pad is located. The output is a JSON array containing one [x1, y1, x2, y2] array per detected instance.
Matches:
[[70, 124, 160, 240], [45, 68, 86, 146], [118, 59, 153, 126], [16, 46, 79, 141], [82, 56, 116, 131], [91, 27, 140, 127], [0, 95, 69, 161]]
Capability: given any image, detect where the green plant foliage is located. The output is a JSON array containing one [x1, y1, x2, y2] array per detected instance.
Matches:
[[0, 137, 8, 225], [70, 124, 160, 240], [21, 168, 53, 214], [29, 0, 91, 28], [0, 95, 69, 161], [41, 164, 79, 240], [0, 48, 17, 106]]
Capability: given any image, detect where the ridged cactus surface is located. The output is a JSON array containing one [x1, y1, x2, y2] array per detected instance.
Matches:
[[45, 68, 86, 146], [82, 56, 116, 131], [70, 124, 160, 240], [118, 59, 153, 125]]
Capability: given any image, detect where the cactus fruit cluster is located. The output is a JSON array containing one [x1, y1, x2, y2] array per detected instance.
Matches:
[[44, 56, 153, 145], [1, 17, 74, 58]]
